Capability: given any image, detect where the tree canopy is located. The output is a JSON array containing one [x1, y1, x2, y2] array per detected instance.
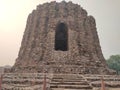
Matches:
[[106, 55, 120, 74]]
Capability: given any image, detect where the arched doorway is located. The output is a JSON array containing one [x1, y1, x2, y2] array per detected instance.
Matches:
[[55, 23, 68, 51]]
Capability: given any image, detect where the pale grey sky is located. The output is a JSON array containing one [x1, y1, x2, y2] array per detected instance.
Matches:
[[0, 0, 120, 66]]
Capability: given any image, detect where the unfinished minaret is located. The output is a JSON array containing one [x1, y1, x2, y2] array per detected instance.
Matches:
[[12, 1, 112, 74]]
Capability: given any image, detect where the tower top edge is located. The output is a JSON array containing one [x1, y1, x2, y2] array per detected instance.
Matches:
[[37, 1, 79, 6]]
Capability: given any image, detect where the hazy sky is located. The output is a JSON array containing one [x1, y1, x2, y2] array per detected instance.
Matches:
[[0, 0, 120, 66]]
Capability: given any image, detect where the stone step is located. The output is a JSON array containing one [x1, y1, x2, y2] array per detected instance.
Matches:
[[50, 84, 92, 89], [50, 81, 89, 85], [91, 81, 120, 88], [52, 74, 83, 77], [2, 84, 43, 90], [51, 88, 92, 90], [52, 79, 86, 82], [86, 78, 120, 81], [50, 74, 93, 90], [52, 77, 84, 79], [84, 76, 120, 83], [2, 81, 50, 85]]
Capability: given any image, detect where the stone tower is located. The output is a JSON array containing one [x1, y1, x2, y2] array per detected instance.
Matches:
[[12, 1, 111, 74]]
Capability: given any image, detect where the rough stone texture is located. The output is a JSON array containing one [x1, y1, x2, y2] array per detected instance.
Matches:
[[12, 1, 113, 74], [2, 73, 120, 90]]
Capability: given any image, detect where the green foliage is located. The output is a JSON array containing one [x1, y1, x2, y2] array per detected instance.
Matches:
[[106, 55, 120, 74]]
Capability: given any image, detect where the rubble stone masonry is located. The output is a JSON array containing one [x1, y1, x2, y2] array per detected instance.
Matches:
[[12, 1, 114, 74]]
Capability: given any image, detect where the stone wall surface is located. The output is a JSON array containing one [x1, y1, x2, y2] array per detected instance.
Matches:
[[12, 1, 114, 74]]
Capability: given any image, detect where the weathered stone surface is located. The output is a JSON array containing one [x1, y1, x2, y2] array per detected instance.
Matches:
[[12, 1, 113, 74], [2, 73, 120, 90]]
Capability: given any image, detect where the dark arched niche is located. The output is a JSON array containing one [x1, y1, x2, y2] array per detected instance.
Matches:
[[55, 23, 68, 51]]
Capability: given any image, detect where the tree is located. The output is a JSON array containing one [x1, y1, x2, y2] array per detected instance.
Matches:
[[106, 55, 120, 74]]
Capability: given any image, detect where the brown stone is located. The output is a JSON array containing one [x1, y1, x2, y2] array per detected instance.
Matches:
[[12, 1, 114, 74]]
